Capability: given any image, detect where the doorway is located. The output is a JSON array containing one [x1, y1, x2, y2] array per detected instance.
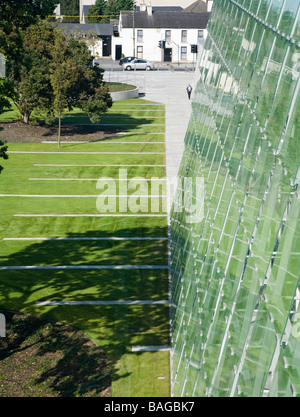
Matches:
[[164, 48, 172, 62], [102, 36, 111, 56], [115, 45, 122, 60]]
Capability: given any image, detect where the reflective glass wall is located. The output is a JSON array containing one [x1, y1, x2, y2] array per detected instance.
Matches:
[[170, 0, 300, 397]]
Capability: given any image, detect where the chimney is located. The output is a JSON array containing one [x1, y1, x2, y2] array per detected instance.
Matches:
[[147, 3, 152, 16], [207, 1, 214, 12]]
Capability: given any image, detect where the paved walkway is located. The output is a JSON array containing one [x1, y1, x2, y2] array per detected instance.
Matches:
[[141, 71, 195, 179], [104, 70, 197, 215]]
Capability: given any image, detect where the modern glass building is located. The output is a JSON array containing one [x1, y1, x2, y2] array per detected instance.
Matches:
[[170, 0, 300, 397]]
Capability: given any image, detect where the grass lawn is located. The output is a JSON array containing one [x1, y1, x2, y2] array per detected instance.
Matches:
[[0, 99, 170, 397], [105, 82, 137, 92]]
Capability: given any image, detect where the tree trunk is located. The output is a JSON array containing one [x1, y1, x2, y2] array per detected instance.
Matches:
[[21, 112, 30, 124]]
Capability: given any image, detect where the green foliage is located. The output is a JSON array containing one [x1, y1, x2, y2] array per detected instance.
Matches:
[[4, 19, 112, 133], [13, 21, 56, 124], [0, 0, 59, 29], [0, 99, 169, 397], [87, 0, 108, 23], [0, 77, 17, 112], [0, 0, 59, 116], [60, 0, 79, 23], [0, 140, 8, 175], [106, 0, 134, 15], [0, 0, 59, 67], [49, 29, 112, 146], [87, 0, 134, 23]]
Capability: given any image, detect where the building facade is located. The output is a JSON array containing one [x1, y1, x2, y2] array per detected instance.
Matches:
[[170, 0, 300, 397], [117, 4, 210, 62], [57, 1, 212, 62]]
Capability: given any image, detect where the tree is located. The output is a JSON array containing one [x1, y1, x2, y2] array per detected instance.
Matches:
[[50, 29, 112, 148], [0, 140, 8, 175], [50, 31, 76, 148], [0, 0, 59, 28], [13, 21, 55, 124], [10, 21, 112, 131], [60, 0, 79, 23], [86, 0, 108, 23], [0, 0, 59, 111], [106, 0, 134, 15], [0, 0, 59, 64], [0, 77, 17, 112], [87, 0, 134, 23]]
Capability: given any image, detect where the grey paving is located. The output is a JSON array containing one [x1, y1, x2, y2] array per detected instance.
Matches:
[[35, 300, 170, 306], [142, 72, 196, 217], [131, 345, 171, 352], [141, 71, 195, 179], [104, 70, 197, 216]]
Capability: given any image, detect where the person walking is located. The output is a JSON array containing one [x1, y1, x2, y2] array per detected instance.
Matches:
[[186, 84, 192, 100]]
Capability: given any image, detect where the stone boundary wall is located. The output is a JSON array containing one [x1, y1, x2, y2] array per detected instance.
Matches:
[[109, 87, 139, 101]]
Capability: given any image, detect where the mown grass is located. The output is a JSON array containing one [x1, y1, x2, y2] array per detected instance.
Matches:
[[0, 99, 170, 397], [0, 99, 165, 127], [105, 82, 137, 92]]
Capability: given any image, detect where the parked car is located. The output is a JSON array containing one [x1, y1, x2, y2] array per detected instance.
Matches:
[[119, 56, 137, 65], [123, 59, 155, 71]]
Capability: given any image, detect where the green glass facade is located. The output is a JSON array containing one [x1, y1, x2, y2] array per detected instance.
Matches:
[[170, 0, 300, 397]]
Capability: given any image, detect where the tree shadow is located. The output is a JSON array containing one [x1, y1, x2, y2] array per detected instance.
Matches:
[[0, 226, 170, 394], [0, 310, 111, 397], [41, 123, 124, 138], [41, 112, 158, 139]]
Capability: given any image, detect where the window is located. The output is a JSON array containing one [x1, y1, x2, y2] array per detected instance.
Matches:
[[137, 30, 143, 42], [198, 30, 204, 41], [181, 46, 187, 60], [165, 30, 171, 42], [181, 30, 187, 42], [137, 46, 143, 58]]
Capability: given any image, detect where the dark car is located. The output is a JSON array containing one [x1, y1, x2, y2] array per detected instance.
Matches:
[[119, 56, 137, 65]]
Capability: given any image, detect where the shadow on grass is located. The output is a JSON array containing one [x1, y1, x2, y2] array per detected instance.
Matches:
[[1, 111, 162, 144], [0, 310, 111, 397], [40, 112, 162, 145], [0, 226, 170, 394], [48, 111, 159, 130], [41, 123, 124, 138]]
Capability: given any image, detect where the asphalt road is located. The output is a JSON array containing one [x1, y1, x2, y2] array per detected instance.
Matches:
[[94, 57, 197, 72]]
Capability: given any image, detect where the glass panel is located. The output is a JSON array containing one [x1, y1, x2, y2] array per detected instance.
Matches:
[[278, 1, 300, 37], [266, 0, 285, 27], [171, 0, 300, 397]]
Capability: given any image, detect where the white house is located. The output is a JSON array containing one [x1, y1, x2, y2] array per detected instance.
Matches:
[[59, 0, 212, 62], [58, 23, 114, 58], [113, 1, 210, 63]]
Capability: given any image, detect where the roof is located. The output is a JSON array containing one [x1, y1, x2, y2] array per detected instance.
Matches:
[[184, 0, 208, 13], [58, 23, 114, 36], [121, 11, 210, 29], [137, 6, 183, 12]]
